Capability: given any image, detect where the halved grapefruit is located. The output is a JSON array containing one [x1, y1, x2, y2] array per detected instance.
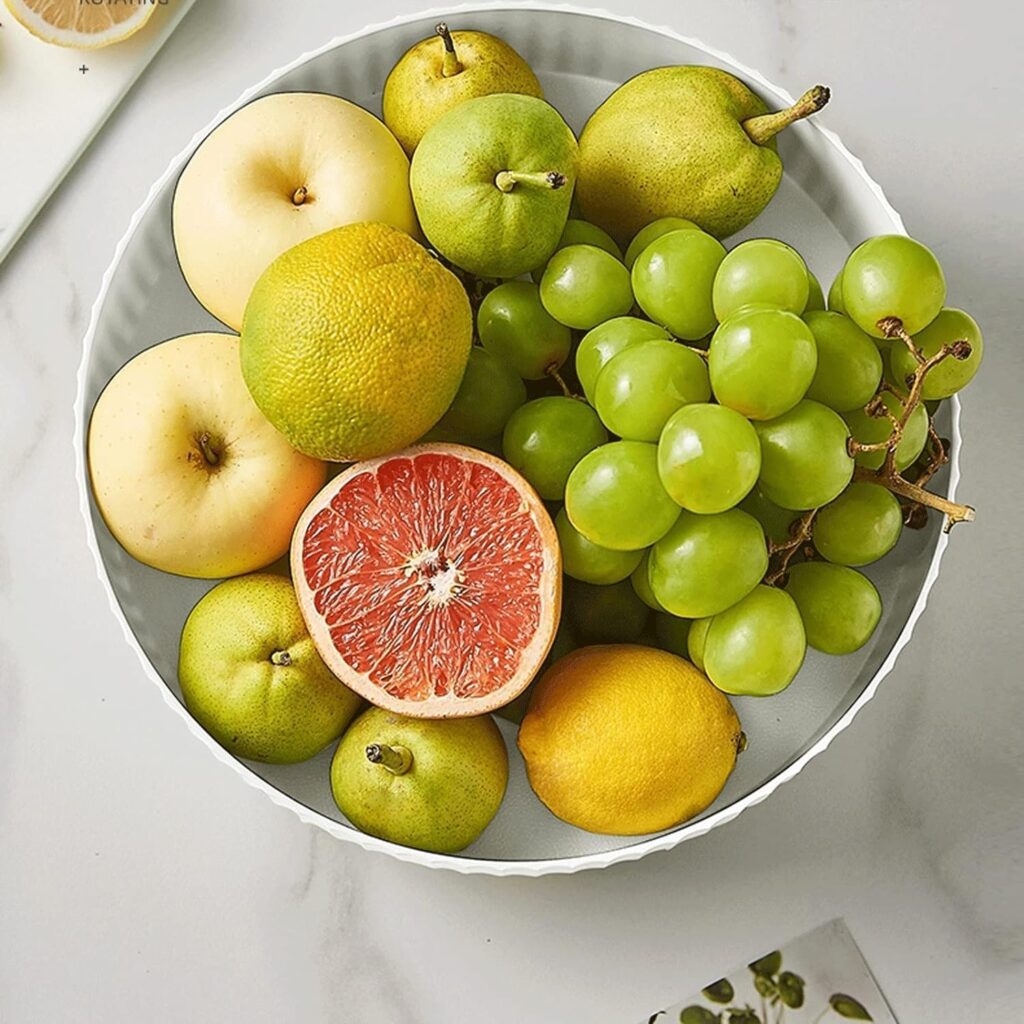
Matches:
[[291, 444, 561, 718]]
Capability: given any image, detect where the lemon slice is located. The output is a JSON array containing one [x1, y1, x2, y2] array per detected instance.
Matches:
[[4, 0, 157, 48]]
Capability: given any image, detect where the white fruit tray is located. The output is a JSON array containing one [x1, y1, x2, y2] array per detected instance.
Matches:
[[74, 4, 962, 876]]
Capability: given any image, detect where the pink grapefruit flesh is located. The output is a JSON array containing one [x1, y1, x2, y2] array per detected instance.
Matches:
[[291, 444, 561, 718]]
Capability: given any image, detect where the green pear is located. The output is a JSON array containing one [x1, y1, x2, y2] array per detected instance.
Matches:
[[330, 707, 508, 853], [383, 22, 543, 154], [178, 574, 362, 763], [577, 66, 829, 242], [411, 93, 578, 279]]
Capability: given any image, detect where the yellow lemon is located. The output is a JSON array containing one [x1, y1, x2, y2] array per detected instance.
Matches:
[[518, 645, 743, 835], [4, 0, 156, 48], [240, 223, 472, 462]]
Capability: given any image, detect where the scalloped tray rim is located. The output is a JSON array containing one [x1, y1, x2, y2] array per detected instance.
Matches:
[[72, 1, 963, 877]]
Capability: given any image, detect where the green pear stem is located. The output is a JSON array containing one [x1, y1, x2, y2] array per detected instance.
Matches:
[[196, 431, 220, 466], [366, 743, 413, 775], [269, 650, 292, 666], [494, 169, 567, 193], [436, 22, 463, 77], [742, 85, 831, 146]]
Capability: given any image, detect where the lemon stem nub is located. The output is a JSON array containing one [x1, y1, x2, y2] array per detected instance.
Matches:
[[741, 85, 831, 146], [366, 743, 413, 775], [291, 186, 310, 206], [494, 170, 567, 193], [270, 650, 292, 666], [196, 431, 220, 466], [436, 22, 463, 77]]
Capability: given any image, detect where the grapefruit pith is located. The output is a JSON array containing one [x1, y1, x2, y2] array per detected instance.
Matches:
[[292, 444, 561, 718]]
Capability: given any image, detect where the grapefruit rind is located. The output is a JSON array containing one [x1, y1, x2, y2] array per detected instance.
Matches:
[[292, 444, 561, 718]]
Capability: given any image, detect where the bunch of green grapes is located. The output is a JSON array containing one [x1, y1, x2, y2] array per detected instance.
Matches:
[[427, 219, 982, 701]]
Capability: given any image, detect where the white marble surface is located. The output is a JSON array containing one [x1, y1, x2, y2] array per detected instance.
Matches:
[[1, 1, 1022, 1020]]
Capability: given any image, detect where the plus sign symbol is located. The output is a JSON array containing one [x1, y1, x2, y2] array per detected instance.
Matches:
[[79, 64, 89, 74]]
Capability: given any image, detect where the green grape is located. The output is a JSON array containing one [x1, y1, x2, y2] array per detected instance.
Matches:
[[701, 586, 806, 696], [624, 217, 701, 268], [803, 311, 883, 412], [784, 562, 882, 654], [739, 486, 799, 545], [812, 481, 902, 566], [709, 307, 818, 420], [434, 346, 527, 440], [658, 403, 761, 514], [654, 613, 692, 657], [712, 239, 810, 321], [649, 508, 768, 618], [687, 615, 711, 670], [576, 317, 671, 405], [632, 229, 726, 340], [502, 397, 608, 500], [555, 508, 642, 585], [842, 235, 946, 337], [566, 578, 650, 643], [804, 270, 826, 312], [843, 392, 928, 471], [827, 267, 846, 313], [755, 400, 854, 510], [531, 219, 623, 281], [539, 244, 634, 330], [565, 440, 680, 550], [594, 339, 710, 441], [478, 280, 572, 379], [630, 551, 666, 611], [890, 308, 984, 398]]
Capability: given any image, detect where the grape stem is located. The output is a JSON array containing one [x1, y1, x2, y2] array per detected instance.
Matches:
[[854, 465, 974, 531], [435, 22, 463, 77], [764, 508, 819, 585], [845, 317, 976, 532], [545, 365, 579, 399], [912, 419, 950, 494]]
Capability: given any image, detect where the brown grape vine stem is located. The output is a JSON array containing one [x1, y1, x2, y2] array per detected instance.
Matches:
[[847, 317, 975, 532], [545, 365, 576, 398], [764, 508, 819, 585], [763, 317, 976, 586]]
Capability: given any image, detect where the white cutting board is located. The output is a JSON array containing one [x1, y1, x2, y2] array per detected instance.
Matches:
[[0, 0, 198, 263]]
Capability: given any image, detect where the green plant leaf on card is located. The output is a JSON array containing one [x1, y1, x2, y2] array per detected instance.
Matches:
[[752, 974, 776, 998], [701, 979, 734, 1004], [777, 972, 804, 1009], [679, 1007, 718, 1024], [748, 951, 782, 977], [830, 993, 873, 1019]]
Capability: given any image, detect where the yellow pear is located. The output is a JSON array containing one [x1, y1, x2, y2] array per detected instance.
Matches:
[[577, 67, 829, 242], [383, 22, 542, 154]]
